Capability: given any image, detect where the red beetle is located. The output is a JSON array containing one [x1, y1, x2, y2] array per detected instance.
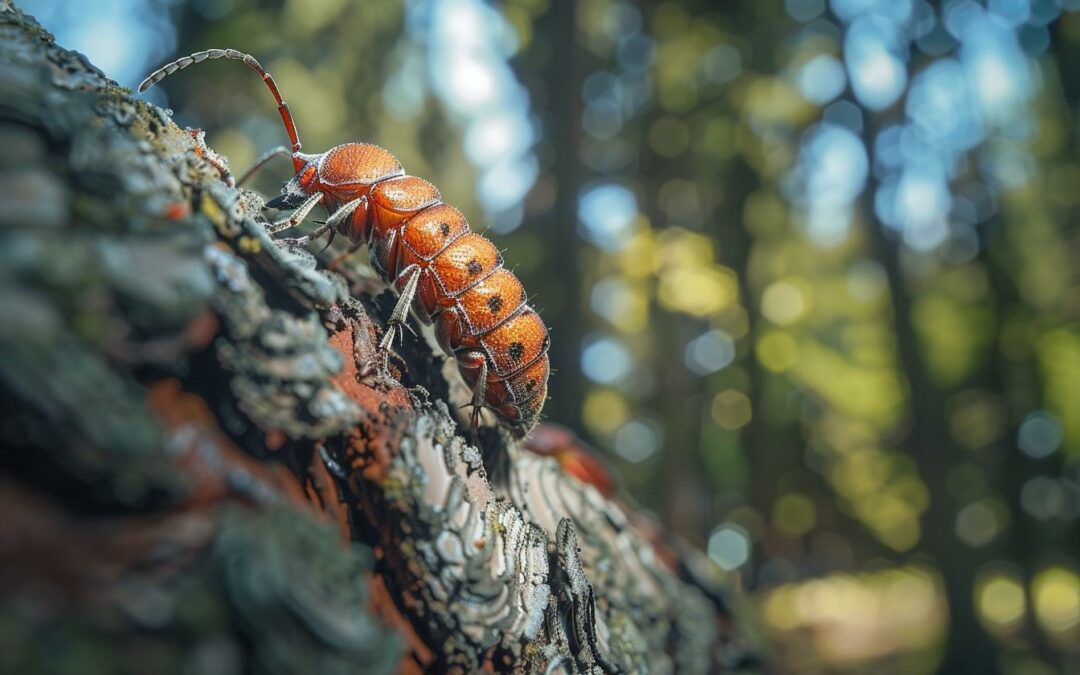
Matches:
[[141, 49, 550, 437]]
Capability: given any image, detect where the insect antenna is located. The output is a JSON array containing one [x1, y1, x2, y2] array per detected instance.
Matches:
[[138, 48, 305, 171]]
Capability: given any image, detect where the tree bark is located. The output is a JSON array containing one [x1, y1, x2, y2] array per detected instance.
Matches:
[[0, 4, 755, 673]]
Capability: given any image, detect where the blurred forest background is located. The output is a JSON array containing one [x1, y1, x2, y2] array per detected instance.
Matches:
[[21, 0, 1080, 672]]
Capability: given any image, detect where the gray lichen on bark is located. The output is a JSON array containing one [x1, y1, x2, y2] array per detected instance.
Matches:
[[0, 2, 756, 673], [0, 4, 401, 674]]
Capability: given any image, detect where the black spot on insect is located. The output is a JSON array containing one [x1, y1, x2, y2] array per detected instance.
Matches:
[[495, 252, 504, 266], [541, 335, 550, 351], [487, 295, 504, 314], [525, 378, 537, 392], [466, 259, 483, 276], [508, 341, 525, 361], [440, 222, 450, 237]]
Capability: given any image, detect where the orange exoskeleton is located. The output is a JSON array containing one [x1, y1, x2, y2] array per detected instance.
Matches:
[[140, 49, 549, 437]]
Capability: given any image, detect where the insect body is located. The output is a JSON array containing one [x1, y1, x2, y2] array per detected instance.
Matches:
[[140, 49, 549, 437]]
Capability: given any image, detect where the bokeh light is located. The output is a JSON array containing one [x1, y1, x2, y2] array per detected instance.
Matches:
[[25, 0, 1080, 670], [708, 524, 752, 571], [20, 0, 177, 90]]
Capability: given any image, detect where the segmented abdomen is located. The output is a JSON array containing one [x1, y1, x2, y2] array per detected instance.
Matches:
[[362, 172, 550, 436]]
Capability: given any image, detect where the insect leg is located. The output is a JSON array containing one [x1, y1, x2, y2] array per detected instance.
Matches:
[[457, 350, 488, 436], [375, 266, 421, 376], [275, 194, 361, 250], [378, 266, 420, 348], [324, 196, 365, 235], [266, 191, 324, 235], [317, 230, 337, 253], [237, 145, 290, 187]]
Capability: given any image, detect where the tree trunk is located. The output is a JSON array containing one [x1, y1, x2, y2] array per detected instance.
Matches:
[[0, 4, 755, 673]]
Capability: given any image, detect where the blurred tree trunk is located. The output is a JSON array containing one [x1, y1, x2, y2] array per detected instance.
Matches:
[[527, 0, 588, 434], [858, 123, 996, 673], [0, 4, 754, 673]]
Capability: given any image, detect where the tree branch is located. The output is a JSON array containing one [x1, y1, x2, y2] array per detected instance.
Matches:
[[0, 3, 755, 672]]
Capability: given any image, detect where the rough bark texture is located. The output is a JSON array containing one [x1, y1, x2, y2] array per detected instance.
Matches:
[[0, 4, 756, 673]]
